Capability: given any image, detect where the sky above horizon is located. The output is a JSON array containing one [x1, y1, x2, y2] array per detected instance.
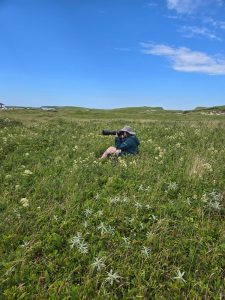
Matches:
[[1, 0, 225, 110]]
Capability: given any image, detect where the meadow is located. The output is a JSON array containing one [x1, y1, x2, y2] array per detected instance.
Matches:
[[0, 108, 225, 299]]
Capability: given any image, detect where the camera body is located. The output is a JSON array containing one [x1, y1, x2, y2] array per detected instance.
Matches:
[[102, 129, 123, 136]]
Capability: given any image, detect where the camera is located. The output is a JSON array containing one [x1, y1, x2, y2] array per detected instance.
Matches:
[[102, 130, 123, 136]]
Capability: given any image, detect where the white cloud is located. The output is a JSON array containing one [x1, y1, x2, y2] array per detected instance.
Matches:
[[141, 43, 225, 75], [167, 0, 223, 14], [203, 17, 225, 31], [167, 0, 199, 13], [179, 25, 222, 41]]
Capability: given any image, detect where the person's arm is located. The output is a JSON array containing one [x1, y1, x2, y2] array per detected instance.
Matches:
[[115, 136, 123, 148], [115, 137, 134, 150]]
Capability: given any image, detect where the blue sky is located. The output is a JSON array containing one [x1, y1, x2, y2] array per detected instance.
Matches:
[[1, 0, 225, 109]]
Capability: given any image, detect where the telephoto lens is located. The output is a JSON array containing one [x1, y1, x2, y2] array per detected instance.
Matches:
[[102, 130, 117, 136]]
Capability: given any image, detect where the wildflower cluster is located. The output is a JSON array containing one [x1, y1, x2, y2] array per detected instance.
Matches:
[[69, 233, 89, 254], [201, 190, 223, 211]]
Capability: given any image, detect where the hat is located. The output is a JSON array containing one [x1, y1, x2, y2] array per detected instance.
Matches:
[[120, 125, 135, 135]]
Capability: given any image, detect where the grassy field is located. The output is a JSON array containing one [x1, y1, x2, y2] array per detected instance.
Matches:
[[0, 108, 225, 299]]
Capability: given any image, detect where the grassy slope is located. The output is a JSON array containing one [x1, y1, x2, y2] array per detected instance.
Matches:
[[0, 109, 225, 299], [1, 106, 225, 124]]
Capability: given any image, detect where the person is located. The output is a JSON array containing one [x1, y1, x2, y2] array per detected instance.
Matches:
[[100, 125, 140, 159]]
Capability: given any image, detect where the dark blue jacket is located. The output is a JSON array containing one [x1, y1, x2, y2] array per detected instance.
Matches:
[[115, 135, 140, 155]]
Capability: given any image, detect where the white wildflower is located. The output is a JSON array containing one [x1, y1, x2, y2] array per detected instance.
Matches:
[[69, 233, 88, 254], [141, 246, 151, 257], [186, 197, 192, 205], [69, 232, 83, 248], [105, 269, 121, 285], [167, 182, 178, 191], [23, 169, 33, 176], [202, 190, 222, 211], [134, 201, 142, 209], [97, 222, 108, 235], [84, 208, 93, 217], [83, 221, 88, 228], [20, 198, 29, 207], [203, 163, 213, 172], [94, 193, 100, 200], [210, 201, 221, 210], [149, 214, 158, 221], [119, 159, 127, 168], [109, 196, 120, 204], [77, 241, 88, 254], [96, 210, 104, 217], [122, 196, 129, 203], [173, 269, 186, 283], [97, 222, 114, 235], [107, 225, 115, 235], [195, 129, 200, 135], [138, 185, 150, 191], [130, 160, 137, 166], [91, 256, 106, 271], [146, 231, 155, 240]]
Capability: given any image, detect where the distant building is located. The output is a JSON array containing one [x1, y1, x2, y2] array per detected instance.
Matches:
[[0, 102, 5, 109]]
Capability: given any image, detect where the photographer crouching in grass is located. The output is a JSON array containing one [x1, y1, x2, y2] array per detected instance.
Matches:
[[100, 125, 140, 159]]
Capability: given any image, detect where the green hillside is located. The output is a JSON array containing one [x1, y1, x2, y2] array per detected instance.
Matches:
[[1, 105, 225, 124]]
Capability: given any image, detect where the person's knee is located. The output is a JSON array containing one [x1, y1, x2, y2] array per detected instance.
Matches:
[[108, 146, 115, 151]]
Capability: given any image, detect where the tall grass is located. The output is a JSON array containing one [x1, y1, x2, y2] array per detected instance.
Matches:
[[0, 115, 225, 299]]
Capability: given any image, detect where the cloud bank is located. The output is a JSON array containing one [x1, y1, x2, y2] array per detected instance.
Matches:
[[141, 43, 225, 75]]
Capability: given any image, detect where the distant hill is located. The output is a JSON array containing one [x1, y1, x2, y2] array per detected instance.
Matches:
[[108, 107, 164, 114], [2, 104, 225, 114], [194, 105, 225, 111], [184, 105, 225, 114], [194, 107, 207, 110], [204, 105, 225, 111]]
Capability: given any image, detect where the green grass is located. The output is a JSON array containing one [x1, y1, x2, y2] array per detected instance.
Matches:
[[0, 109, 225, 299], [1, 106, 225, 123]]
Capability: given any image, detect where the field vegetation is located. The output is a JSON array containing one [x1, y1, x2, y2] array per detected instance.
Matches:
[[0, 108, 225, 299]]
